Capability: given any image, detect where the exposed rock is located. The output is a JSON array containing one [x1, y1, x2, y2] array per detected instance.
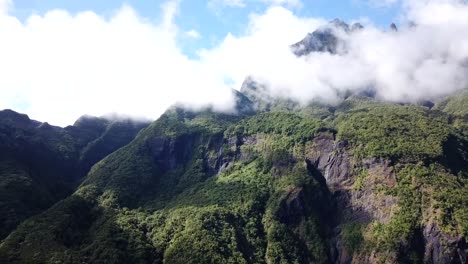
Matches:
[[291, 19, 353, 56], [148, 135, 194, 172], [304, 133, 404, 263], [276, 187, 306, 225], [240, 77, 275, 111], [291, 28, 341, 56], [305, 132, 352, 190], [232, 89, 256, 116], [330, 18, 351, 32], [423, 221, 468, 264], [351, 23, 364, 32]]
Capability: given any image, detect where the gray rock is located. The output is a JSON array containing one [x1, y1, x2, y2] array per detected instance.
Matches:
[[423, 221, 467, 264]]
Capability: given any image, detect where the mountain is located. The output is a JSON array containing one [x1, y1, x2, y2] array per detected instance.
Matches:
[[0, 88, 466, 263], [291, 19, 361, 56], [0, 110, 149, 240], [0, 20, 467, 263], [291, 19, 397, 57]]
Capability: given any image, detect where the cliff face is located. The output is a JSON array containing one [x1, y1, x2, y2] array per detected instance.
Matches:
[[305, 133, 467, 264]]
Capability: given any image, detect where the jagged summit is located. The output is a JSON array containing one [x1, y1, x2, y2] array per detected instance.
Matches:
[[351, 22, 364, 31], [291, 18, 363, 56], [329, 18, 350, 32], [292, 19, 398, 57]]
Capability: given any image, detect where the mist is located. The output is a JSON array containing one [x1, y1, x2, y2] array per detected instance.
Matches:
[[204, 0, 468, 104], [0, 0, 467, 126]]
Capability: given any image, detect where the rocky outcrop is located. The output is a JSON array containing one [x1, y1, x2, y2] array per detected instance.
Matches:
[[291, 19, 362, 57], [276, 187, 307, 225], [423, 222, 467, 264], [304, 133, 402, 263], [303, 132, 468, 264], [305, 132, 352, 190], [148, 134, 204, 173]]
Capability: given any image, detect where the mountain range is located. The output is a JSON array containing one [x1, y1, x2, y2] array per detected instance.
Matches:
[[0, 19, 467, 264]]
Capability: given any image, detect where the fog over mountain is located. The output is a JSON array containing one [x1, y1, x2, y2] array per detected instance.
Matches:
[[1, 1, 468, 263], [0, 0, 467, 126]]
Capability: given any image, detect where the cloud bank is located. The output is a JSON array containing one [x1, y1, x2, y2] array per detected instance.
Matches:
[[205, 0, 468, 104], [1, 0, 468, 126], [0, 1, 238, 126]]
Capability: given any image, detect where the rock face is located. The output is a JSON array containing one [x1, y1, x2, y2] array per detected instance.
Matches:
[[148, 135, 196, 173], [239, 77, 298, 112], [424, 222, 467, 264], [302, 132, 467, 264], [305, 133, 351, 190], [219, 126, 467, 264], [291, 19, 362, 56]]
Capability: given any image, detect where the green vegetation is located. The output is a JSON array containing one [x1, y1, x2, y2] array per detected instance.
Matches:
[[351, 168, 368, 191], [342, 223, 364, 255], [335, 105, 452, 161], [226, 112, 326, 144], [1, 94, 467, 263], [0, 110, 148, 240], [436, 90, 468, 118]]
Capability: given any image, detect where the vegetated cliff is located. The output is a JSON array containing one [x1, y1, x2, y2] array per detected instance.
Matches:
[[0, 88, 466, 263], [0, 110, 149, 240], [0, 19, 467, 263]]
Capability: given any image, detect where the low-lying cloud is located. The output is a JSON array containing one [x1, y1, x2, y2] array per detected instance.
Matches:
[[205, 0, 468, 104], [0, 0, 467, 126]]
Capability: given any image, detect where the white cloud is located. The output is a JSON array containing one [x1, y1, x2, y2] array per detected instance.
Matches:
[[1, 0, 468, 126], [185, 29, 201, 39], [200, 0, 468, 104], [402, 0, 468, 25], [0, 1, 234, 126], [0, 0, 11, 14], [199, 6, 325, 95]]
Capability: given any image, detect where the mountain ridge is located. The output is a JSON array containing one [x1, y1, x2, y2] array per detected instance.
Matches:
[[0, 88, 466, 263], [0, 21, 467, 263], [0, 110, 150, 240]]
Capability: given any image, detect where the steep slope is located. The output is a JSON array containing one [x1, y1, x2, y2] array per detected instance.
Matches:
[[0, 110, 149, 240], [291, 19, 365, 56], [0, 96, 467, 263], [435, 89, 468, 135], [0, 23, 467, 263]]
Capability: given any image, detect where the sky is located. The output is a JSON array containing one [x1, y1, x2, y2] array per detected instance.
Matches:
[[1, 0, 468, 126], [7, 0, 401, 58]]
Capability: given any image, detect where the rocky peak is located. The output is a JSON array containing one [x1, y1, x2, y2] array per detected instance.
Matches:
[[239, 76, 274, 111], [390, 23, 398, 32], [330, 18, 350, 32], [232, 89, 256, 116], [351, 22, 364, 32], [291, 18, 356, 56]]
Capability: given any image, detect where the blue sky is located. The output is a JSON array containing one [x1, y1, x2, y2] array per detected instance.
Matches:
[[9, 0, 401, 57]]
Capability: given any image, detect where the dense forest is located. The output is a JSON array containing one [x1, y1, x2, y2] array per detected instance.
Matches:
[[0, 87, 466, 264]]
